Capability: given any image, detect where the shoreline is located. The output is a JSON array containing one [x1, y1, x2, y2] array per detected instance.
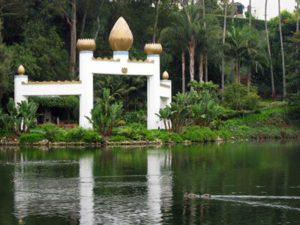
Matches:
[[0, 135, 299, 148]]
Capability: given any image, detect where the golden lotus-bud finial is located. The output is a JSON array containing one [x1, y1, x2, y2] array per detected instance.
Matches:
[[162, 71, 169, 80], [109, 17, 133, 51], [17, 65, 25, 75], [144, 43, 163, 55], [77, 39, 96, 51]]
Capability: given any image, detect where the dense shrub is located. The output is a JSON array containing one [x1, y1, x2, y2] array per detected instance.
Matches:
[[157, 132, 183, 142], [19, 133, 45, 144], [65, 127, 102, 142], [82, 130, 102, 143], [40, 123, 66, 142], [182, 127, 217, 142], [223, 83, 260, 111], [109, 135, 129, 142]]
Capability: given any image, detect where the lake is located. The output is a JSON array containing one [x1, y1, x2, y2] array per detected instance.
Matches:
[[0, 142, 300, 225]]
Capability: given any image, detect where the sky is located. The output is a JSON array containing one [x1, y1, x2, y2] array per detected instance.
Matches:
[[237, 0, 297, 20]]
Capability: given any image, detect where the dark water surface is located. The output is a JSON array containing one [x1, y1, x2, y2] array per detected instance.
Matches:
[[0, 142, 300, 225]]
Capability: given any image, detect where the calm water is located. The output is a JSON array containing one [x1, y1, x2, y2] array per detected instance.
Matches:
[[0, 142, 300, 225]]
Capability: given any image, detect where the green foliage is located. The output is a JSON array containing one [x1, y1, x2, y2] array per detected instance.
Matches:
[[0, 20, 11, 102], [40, 123, 66, 142], [182, 127, 218, 142], [19, 133, 45, 144], [124, 110, 146, 125], [88, 88, 123, 136], [1, 99, 38, 134], [109, 135, 129, 142], [189, 81, 224, 126], [82, 130, 102, 143], [223, 83, 260, 110]]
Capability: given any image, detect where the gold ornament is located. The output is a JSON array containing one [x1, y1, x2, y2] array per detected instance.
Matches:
[[109, 17, 133, 51], [17, 65, 25, 75], [77, 39, 96, 51], [144, 43, 163, 55], [162, 71, 169, 80]]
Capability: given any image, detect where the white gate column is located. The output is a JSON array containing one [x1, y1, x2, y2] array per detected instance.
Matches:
[[14, 65, 28, 105], [77, 40, 96, 129], [145, 44, 163, 129]]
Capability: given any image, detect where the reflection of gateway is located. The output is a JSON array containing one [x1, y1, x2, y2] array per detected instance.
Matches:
[[14, 154, 94, 224], [147, 150, 173, 223]]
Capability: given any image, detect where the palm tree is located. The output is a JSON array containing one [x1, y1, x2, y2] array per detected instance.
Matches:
[[265, 0, 276, 98], [242, 28, 267, 90], [160, 11, 189, 92], [278, 0, 287, 99], [221, 0, 229, 93], [184, 6, 202, 81], [225, 26, 247, 83], [296, 0, 299, 32]]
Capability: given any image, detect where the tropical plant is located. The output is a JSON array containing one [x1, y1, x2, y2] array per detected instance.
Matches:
[[87, 88, 123, 136], [17, 101, 39, 132], [223, 83, 260, 111], [189, 81, 223, 126], [2, 99, 38, 134], [156, 106, 172, 131], [265, 0, 276, 98]]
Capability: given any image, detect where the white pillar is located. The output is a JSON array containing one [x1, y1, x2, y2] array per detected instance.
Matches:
[[79, 51, 94, 129], [79, 156, 95, 225], [147, 54, 161, 129], [14, 75, 28, 105]]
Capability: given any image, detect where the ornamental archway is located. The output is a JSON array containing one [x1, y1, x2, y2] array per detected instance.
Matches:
[[14, 17, 172, 130]]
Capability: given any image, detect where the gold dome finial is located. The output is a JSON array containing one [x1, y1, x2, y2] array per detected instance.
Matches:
[[144, 43, 163, 55], [17, 65, 25, 75], [162, 71, 169, 80], [109, 17, 133, 51], [77, 39, 96, 51]]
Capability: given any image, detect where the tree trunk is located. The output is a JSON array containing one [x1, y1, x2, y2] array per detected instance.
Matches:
[[152, 0, 161, 43], [247, 65, 251, 91], [204, 53, 208, 82], [69, 0, 77, 78], [189, 40, 196, 81], [80, 0, 90, 37], [181, 50, 186, 93], [249, 0, 252, 27], [236, 60, 241, 84], [199, 53, 204, 82], [278, 0, 286, 99], [221, 0, 228, 94], [297, 0, 299, 32], [265, 0, 276, 98]]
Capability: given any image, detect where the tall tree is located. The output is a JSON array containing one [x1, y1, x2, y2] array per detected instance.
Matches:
[[152, 0, 161, 43], [296, 0, 300, 32], [221, 0, 228, 94], [248, 0, 252, 27], [265, 0, 276, 98], [0, 20, 11, 103], [278, 0, 287, 99], [160, 10, 189, 92]]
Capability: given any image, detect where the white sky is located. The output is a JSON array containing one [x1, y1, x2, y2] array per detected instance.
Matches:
[[237, 0, 297, 20]]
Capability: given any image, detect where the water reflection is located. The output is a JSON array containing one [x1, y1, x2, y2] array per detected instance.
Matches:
[[12, 149, 174, 225], [147, 150, 173, 224], [79, 157, 94, 225]]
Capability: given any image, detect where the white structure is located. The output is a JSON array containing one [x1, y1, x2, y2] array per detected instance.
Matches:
[[14, 17, 172, 130]]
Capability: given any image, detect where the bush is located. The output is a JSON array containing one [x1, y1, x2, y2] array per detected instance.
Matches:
[[223, 83, 260, 111], [157, 132, 184, 142], [182, 127, 217, 142], [40, 123, 66, 142], [65, 127, 87, 142], [109, 135, 129, 142], [82, 130, 102, 143], [20, 133, 45, 144]]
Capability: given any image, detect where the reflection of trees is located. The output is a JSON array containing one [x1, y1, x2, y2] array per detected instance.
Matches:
[[169, 142, 297, 225]]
